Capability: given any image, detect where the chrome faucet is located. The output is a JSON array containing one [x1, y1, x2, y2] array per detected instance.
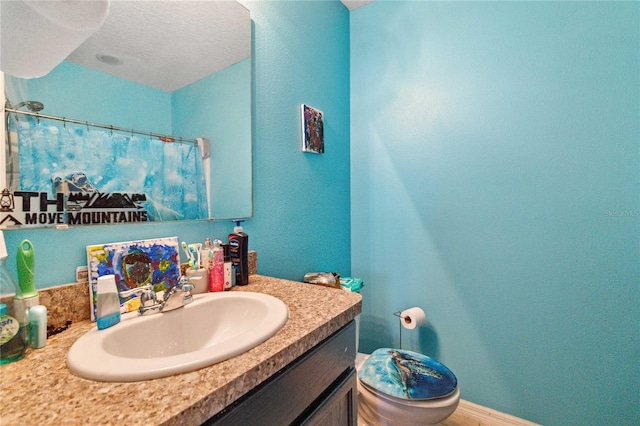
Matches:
[[119, 277, 196, 316], [161, 276, 195, 312]]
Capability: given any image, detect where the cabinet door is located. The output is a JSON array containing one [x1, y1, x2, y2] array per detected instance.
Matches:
[[206, 321, 356, 426], [302, 369, 357, 426]]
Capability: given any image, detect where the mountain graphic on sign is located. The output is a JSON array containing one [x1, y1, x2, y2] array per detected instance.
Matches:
[[85, 193, 146, 209]]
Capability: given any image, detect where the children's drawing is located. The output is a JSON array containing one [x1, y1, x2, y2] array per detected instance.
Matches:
[[86, 236, 181, 320]]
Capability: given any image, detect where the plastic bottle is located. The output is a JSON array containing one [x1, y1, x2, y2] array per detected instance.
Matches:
[[0, 303, 28, 364], [228, 219, 249, 286], [0, 231, 28, 364], [222, 243, 233, 290], [201, 238, 213, 270], [96, 275, 121, 330], [209, 240, 224, 292], [28, 305, 47, 349], [14, 239, 39, 318]]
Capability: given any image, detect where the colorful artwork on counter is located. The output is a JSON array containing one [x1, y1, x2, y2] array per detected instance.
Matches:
[[86, 236, 181, 320]]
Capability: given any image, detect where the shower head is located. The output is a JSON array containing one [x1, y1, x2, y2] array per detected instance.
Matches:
[[12, 101, 44, 112]]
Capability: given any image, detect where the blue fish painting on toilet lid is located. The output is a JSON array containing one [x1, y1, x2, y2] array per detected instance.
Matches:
[[358, 348, 458, 401]]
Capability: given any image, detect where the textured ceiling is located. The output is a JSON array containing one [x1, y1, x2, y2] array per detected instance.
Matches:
[[61, 1, 373, 92], [66, 1, 250, 92], [340, 0, 375, 10]]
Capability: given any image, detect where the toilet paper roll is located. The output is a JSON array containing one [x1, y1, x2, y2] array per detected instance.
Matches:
[[400, 307, 426, 330]]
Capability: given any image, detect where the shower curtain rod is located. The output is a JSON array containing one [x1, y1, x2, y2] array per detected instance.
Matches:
[[4, 107, 199, 145]]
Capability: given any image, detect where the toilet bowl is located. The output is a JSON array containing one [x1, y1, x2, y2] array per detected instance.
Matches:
[[354, 313, 460, 426], [355, 351, 460, 426]]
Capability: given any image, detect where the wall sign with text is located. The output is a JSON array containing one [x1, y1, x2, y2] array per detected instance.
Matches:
[[0, 188, 149, 228]]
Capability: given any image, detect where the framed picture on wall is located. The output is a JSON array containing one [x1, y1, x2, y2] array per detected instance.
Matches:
[[301, 104, 325, 154]]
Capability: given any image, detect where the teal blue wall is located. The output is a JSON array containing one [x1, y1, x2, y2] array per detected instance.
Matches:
[[5, 61, 172, 133], [4, 1, 351, 286], [172, 58, 252, 219], [245, 1, 351, 281], [7, 2, 637, 424], [3, 62, 224, 284], [351, 2, 639, 425], [4, 63, 196, 287]]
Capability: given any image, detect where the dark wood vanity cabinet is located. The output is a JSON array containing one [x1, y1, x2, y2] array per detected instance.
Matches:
[[207, 320, 357, 426]]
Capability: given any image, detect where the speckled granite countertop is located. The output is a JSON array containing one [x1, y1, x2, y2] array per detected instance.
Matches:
[[0, 275, 362, 426]]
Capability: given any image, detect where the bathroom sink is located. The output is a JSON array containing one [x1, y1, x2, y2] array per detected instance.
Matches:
[[67, 291, 289, 382]]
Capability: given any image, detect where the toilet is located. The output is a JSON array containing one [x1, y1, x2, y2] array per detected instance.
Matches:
[[354, 317, 460, 426]]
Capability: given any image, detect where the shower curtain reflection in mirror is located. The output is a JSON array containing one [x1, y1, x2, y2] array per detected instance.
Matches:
[[15, 119, 208, 221]]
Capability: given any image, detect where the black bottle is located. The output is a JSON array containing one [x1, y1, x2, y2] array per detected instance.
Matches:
[[228, 220, 249, 286]]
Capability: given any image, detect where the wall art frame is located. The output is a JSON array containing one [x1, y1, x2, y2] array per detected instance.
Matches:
[[301, 104, 325, 154]]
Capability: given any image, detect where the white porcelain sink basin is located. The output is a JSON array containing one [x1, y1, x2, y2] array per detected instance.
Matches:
[[67, 291, 288, 382]]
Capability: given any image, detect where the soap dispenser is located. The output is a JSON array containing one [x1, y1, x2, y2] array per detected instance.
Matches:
[[96, 275, 121, 330]]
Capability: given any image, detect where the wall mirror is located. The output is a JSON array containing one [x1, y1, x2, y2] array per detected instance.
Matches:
[[1, 0, 252, 228]]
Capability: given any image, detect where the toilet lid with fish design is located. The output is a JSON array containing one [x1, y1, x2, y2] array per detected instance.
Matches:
[[358, 348, 457, 401]]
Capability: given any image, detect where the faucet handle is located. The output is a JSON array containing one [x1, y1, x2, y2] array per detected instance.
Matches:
[[179, 275, 199, 292], [179, 275, 200, 286], [119, 284, 153, 299], [177, 276, 195, 305], [140, 289, 158, 306]]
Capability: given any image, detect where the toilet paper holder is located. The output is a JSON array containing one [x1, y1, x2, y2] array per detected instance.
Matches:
[[393, 308, 426, 349], [393, 311, 408, 349]]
